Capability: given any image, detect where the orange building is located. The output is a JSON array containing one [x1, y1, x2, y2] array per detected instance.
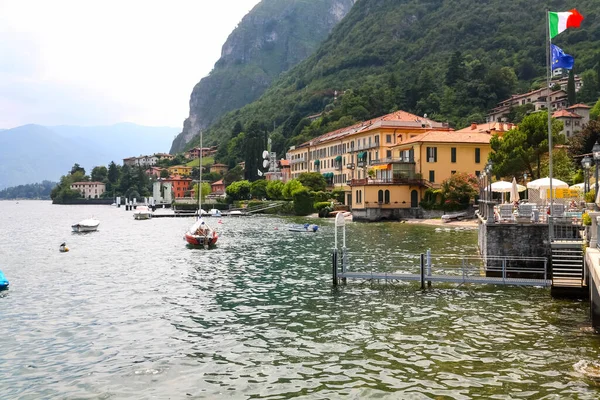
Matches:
[[211, 179, 225, 195], [163, 176, 192, 198]]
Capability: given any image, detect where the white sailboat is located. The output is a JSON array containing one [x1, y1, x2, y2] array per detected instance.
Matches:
[[184, 131, 218, 248]]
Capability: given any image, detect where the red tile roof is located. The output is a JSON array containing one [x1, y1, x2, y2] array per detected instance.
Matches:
[[553, 110, 582, 118], [395, 130, 492, 146], [279, 160, 290, 167], [456, 122, 516, 134], [211, 180, 224, 186], [296, 110, 445, 148], [567, 103, 592, 109]]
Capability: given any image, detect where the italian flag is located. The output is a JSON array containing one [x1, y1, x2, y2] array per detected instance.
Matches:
[[549, 9, 584, 39]]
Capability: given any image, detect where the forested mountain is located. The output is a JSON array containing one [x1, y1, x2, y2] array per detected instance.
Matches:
[[170, 0, 355, 154], [179, 0, 600, 167]]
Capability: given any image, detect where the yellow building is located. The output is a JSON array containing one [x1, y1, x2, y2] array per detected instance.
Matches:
[[350, 130, 492, 221], [287, 110, 450, 204], [210, 163, 229, 175], [168, 165, 192, 176]]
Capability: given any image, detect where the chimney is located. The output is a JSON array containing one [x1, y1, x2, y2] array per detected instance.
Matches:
[[471, 123, 477, 130]]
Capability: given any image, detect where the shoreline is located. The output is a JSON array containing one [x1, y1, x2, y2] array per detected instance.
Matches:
[[403, 218, 478, 228]]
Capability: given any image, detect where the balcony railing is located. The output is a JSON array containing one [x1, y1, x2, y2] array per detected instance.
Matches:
[[370, 158, 414, 166], [349, 178, 430, 187], [290, 156, 306, 165]]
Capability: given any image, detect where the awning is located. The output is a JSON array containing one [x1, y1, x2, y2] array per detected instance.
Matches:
[[323, 172, 334, 178], [371, 164, 390, 171], [335, 155, 342, 162], [314, 159, 320, 165], [358, 152, 367, 160]]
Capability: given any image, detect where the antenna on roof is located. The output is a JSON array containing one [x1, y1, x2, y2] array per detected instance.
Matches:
[[423, 113, 428, 118]]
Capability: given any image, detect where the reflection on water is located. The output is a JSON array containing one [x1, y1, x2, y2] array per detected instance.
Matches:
[[0, 201, 599, 399]]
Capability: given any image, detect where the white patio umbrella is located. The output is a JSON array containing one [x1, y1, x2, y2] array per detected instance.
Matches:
[[526, 177, 569, 190], [489, 180, 513, 192], [527, 177, 569, 201], [510, 177, 520, 203], [570, 182, 585, 190]]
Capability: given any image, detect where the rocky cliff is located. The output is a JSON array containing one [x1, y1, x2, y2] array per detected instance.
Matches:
[[170, 0, 355, 153]]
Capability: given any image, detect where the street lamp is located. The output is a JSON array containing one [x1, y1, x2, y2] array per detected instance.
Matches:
[[593, 142, 600, 195], [582, 155, 592, 194], [481, 170, 487, 218], [523, 173, 528, 201], [486, 161, 494, 203]]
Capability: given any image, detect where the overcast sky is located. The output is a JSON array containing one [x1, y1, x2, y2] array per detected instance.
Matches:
[[0, 0, 261, 129]]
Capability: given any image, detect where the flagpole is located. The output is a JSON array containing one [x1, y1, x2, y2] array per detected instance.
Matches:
[[546, 10, 554, 234]]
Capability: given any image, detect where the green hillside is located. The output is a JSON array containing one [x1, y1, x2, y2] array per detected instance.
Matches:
[[186, 0, 600, 166]]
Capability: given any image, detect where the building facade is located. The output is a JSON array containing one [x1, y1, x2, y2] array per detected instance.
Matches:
[[488, 88, 568, 122], [71, 181, 106, 199], [350, 130, 492, 220], [210, 163, 229, 175], [286, 110, 451, 197], [168, 165, 192, 176], [162, 176, 192, 199]]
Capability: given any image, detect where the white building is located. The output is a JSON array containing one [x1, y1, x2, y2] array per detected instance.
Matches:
[[153, 181, 173, 204], [71, 181, 106, 199]]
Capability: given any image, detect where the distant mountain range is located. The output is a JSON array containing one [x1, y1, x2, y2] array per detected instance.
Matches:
[[0, 123, 178, 189]]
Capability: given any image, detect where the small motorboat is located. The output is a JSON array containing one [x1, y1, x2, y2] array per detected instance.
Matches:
[[184, 218, 218, 248], [228, 210, 244, 217], [72, 218, 100, 233], [208, 208, 222, 217], [0, 270, 9, 290], [133, 205, 153, 220], [289, 223, 319, 232]]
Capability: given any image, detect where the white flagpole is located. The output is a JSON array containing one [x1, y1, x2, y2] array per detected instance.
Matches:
[[546, 10, 554, 231]]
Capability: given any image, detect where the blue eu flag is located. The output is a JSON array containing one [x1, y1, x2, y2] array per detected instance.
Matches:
[[551, 44, 574, 70]]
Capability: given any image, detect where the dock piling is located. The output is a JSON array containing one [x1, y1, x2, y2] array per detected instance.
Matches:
[[420, 253, 425, 290]]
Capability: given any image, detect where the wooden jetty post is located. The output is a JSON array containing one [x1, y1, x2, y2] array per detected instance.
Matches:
[[420, 253, 425, 290], [333, 213, 347, 286]]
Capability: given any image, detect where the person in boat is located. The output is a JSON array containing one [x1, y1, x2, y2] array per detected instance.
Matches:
[[195, 222, 208, 236]]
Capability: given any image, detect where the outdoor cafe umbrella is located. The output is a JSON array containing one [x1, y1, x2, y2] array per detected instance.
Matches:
[[510, 177, 520, 203], [489, 180, 513, 192], [527, 177, 569, 200], [570, 183, 585, 190]]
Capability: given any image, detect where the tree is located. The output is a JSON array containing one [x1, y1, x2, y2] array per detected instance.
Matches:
[[590, 98, 600, 121], [108, 161, 120, 184], [446, 51, 466, 86], [225, 180, 251, 201], [292, 187, 314, 216], [489, 112, 563, 179], [282, 179, 304, 200], [244, 120, 265, 182], [568, 119, 600, 158], [266, 180, 284, 200], [539, 148, 575, 184], [223, 165, 245, 186], [91, 166, 108, 182], [297, 172, 326, 192], [440, 172, 479, 207], [567, 69, 576, 106], [193, 182, 211, 201], [250, 179, 268, 199], [70, 163, 86, 176], [160, 169, 170, 179]]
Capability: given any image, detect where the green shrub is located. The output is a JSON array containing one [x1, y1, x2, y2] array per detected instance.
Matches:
[[293, 188, 314, 216], [583, 212, 592, 226], [314, 201, 332, 212], [585, 190, 596, 203], [312, 191, 330, 202], [331, 189, 345, 203], [318, 206, 333, 218]]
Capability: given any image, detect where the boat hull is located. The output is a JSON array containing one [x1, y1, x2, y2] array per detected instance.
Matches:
[[0, 270, 9, 290], [71, 225, 99, 233], [134, 213, 153, 220], [184, 232, 218, 246]]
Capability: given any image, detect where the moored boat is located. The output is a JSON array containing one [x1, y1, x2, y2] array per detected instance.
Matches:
[[0, 270, 9, 290], [133, 206, 153, 220], [289, 223, 319, 232], [184, 218, 218, 247], [71, 218, 100, 233], [208, 208, 222, 217]]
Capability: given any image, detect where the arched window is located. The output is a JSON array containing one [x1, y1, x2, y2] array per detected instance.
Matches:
[[385, 190, 390, 204], [378, 190, 384, 203]]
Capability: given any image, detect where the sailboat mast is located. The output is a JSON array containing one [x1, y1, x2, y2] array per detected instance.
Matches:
[[198, 131, 202, 215]]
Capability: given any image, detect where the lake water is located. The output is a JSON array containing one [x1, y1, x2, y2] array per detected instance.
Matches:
[[1, 201, 600, 399]]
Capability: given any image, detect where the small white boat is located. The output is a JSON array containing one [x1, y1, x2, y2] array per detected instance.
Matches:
[[72, 218, 100, 233], [208, 208, 222, 217], [289, 223, 319, 232], [133, 206, 153, 220], [228, 210, 244, 217]]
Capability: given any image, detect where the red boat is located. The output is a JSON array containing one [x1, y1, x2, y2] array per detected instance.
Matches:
[[184, 219, 218, 247]]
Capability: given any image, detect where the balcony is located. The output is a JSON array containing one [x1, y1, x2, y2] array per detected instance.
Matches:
[[370, 158, 414, 166], [348, 177, 431, 187], [290, 156, 306, 165]]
